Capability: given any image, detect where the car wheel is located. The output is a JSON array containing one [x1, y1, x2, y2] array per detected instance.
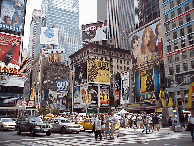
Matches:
[[17, 128, 21, 135], [30, 129, 35, 136], [46, 132, 51, 136], [61, 127, 66, 134], [1, 126, 4, 131]]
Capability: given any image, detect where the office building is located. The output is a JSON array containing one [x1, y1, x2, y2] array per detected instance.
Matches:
[[41, 0, 82, 64], [97, 0, 107, 21], [161, 0, 194, 109]]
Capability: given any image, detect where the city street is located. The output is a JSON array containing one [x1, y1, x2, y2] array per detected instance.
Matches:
[[0, 128, 193, 146]]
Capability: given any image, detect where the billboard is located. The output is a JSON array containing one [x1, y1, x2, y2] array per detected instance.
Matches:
[[0, 74, 24, 87], [40, 27, 58, 45], [57, 80, 68, 91], [88, 83, 98, 106], [121, 72, 129, 105], [80, 84, 87, 104], [47, 49, 65, 63], [75, 62, 87, 85], [0, 0, 25, 33], [74, 86, 81, 104], [88, 60, 110, 84], [100, 84, 109, 106], [135, 65, 159, 102], [0, 32, 21, 72], [82, 21, 107, 43], [129, 20, 163, 65]]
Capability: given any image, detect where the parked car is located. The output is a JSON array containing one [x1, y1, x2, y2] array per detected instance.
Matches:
[[0, 118, 16, 131], [49, 118, 81, 133], [15, 116, 52, 136]]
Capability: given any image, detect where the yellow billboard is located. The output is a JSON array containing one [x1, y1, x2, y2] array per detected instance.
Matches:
[[188, 82, 194, 109], [30, 88, 35, 101], [88, 60, 110, 84]]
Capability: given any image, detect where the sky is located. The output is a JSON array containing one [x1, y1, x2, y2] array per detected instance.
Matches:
[[23, 0, 97, 49]]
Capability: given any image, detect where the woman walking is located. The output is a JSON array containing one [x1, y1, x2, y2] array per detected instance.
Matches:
[[104, 115, 110, 139]]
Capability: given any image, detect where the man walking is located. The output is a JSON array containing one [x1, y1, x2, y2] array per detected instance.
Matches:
[[110, 112, 117, 139], [95, 116, 102, 141]]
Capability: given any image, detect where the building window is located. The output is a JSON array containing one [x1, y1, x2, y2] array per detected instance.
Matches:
[[171, 11, 175, 19], [117, 59, 119, 63], [185, 3, 189, 11], [177, 7, 182, 15], [167, 45, 171, 52], [191, 61, 194, 69], [165, 15, 168, 22], [174, 41, 178, 50], [120, 66, 122, 70], [188, 34, 193, 45], [186, 14, 191, 22], [120, 54, 122, 57], [179, 18, 183, 26], [169, 67, 174, 75], [172, 22, 176, 29], [120, 60, 122, 64], [176, 0, 181, 5], [183, 62, 188, 71], [165, 23, 170, 31], [190, 49, 194, 57], [180, 28, 184, 36], [127, 61, 129, 65], [181, 39, 185, 48], [182, 51, 187, 59], [187, 25, 192, 33], [170, 2, 174, 9], [168, 56, 172, 63], [117, 65, 119, 69], [176, 65, 180, 73], [175, 53, 179, 61], [173, 31, 177, 39], [183, 74, 191, 84]]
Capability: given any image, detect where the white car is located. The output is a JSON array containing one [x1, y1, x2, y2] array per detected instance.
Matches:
[[50, 118, 81, 134], [0, 118, 16, 131]]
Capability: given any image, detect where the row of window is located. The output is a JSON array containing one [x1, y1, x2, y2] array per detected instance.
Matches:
[[169, 60, 194, 74], [168, 49, 194, 63], [116, 65, 129, 71]]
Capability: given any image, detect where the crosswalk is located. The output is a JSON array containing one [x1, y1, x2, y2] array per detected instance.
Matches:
[[2, 128, 192, 146]]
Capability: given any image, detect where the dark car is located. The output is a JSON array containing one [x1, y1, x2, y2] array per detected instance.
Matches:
[[15, 116, 52, 136]]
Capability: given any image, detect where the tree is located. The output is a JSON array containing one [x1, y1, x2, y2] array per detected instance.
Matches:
[[51, 108, 60, 116]]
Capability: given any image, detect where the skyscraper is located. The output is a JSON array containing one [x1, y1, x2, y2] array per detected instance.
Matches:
[[41, 0, 82, 63], [97, 0, 107, 21], [107, 0, 160, 50]]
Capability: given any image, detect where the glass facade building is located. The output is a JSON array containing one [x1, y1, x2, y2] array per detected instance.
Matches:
[[41, 0, 82, 63]]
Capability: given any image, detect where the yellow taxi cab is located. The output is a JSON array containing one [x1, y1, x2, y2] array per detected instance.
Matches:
[[78, 118, 93, 131]]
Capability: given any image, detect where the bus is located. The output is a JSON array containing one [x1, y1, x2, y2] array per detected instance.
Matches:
[[24, 106, 38, 116]]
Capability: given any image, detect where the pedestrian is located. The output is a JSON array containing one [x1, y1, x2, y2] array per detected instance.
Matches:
[[136, 115, 140, 129], [104, 115, 110, 139], [95, 116, 102, 141], [188, 110, 194, 141], [155, 113, 160, 131], [110, 112, 117, 139], [142, 114, 149, 134], [167, 115, 173, 131], [148, 114, 153, 132], [91, 114, 96, 135]]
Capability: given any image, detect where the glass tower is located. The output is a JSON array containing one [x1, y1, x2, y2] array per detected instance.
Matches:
[[41, 0, 82, 63]]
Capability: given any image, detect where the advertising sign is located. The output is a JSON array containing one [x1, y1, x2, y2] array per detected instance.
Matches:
[[188, 82, 194, 109], [100, 84, 109, 106], [129, 20, 163, 65], [0, 0, 25, 32], [30, 88, 34, 101], [135, 65, 159, 102], [88, 60, 110, 84], [74, 86, 81, 104], [82, 21, 107, 43], [40, 27, 58, 45], [75, 62, 87, 85], [88, 84, 98, 106], [121, 72, 129, 105], [80, 84, 87, 104], [57, 80, 68, 91], [0, 32, 21, 70], [47, 49, 65, 63], [0, 75, 24, 87]]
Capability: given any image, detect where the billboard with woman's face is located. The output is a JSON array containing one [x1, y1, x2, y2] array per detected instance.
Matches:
[[129, 20, 163, 65]]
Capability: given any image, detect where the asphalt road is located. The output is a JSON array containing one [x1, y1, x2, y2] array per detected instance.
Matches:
[[0, 128, 193, 146]]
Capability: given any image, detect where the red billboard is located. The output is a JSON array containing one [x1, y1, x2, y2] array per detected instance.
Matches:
[[0, 32, 21, 72]]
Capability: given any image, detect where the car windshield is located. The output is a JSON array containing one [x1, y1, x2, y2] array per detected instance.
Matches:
[[1, 118, 14, 122], [29, 117, 43, 122], [61, 119, 70, 123]]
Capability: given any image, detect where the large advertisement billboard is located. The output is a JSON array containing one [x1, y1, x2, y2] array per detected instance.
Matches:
[[0, 0, 25, 33], [135, 65, 159, 102], [100, 84, 109, 106], [47, 49, 65, 63], [88, 60, 110, 84], [129, 20, 163, 65], [56, 80, 68, 91], [75, 62, 87, 85], [88, 83, 98, 106], [121, 72, 129, 105], [0, 32, 21, 73], [40, 27, 58, 45], [82, 21, 107, 43]]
